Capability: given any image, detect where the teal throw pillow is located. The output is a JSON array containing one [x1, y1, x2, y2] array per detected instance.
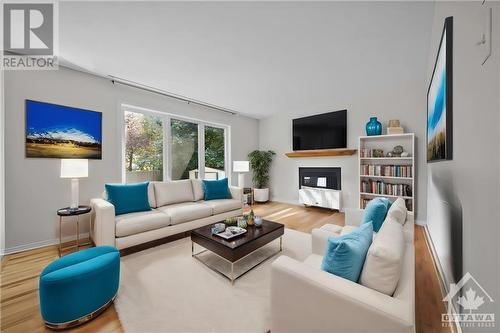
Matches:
[[105, 182, 151, 215], [362, 197, 391, 232], [321, 222, 373, 282], [203, 178, 232, 201]]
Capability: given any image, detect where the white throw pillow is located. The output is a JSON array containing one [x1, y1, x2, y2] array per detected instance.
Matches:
[[386, 197, 407, 225], [154, 180, 194, 207], [360, 219, 405, 295], [191, 179, 205, 201]]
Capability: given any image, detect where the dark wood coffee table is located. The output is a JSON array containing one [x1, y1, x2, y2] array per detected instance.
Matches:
[[191, 220, 284, 284]]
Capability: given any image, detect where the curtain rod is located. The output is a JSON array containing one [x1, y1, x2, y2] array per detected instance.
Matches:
[[109, 76, 238, 116], [4, 51, 239, 116]]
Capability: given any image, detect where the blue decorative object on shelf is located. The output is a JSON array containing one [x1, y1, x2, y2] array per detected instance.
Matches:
[[366, 117, 382, 136], [39, 246, 120, 329]]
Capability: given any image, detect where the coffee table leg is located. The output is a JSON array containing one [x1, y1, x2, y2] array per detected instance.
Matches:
[[280, 236, 283, 251], [231, 262, 234, 285]]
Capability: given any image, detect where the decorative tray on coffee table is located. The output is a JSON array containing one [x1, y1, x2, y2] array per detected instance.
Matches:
[[215, 226, 247, 240]]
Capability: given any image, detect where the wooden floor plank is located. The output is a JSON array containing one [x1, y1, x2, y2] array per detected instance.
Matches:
[[1, 202, 447, 333]]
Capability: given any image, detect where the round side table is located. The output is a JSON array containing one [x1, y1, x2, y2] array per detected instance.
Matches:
[[57, 206, 92, 257]]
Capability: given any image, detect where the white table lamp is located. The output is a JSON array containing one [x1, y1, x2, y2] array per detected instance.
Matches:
[[233, 161, 249, 188], [60, 159, 88, 209]]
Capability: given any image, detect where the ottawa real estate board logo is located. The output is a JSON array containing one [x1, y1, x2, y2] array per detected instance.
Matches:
[[2, 2, 58, 70], [442, 272, 495, 329]]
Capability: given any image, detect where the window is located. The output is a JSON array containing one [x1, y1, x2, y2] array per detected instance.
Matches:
[[124, 111, 163, 183], [204, 126, 225, 180], [171, 119, 198, 180], [122, 105, 229, 183]]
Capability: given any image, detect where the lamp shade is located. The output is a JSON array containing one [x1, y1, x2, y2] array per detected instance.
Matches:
[[60, 159, 88, 178], [233, 161, 249, 173]]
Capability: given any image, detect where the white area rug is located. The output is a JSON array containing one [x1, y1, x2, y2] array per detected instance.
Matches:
[[114, 229, 311, 333]]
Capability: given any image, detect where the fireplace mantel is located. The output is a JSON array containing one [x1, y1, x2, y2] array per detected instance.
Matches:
[[285, 148, 357, 158]]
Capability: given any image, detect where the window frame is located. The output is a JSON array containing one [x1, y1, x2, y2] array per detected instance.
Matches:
[[120, 104, 231, 184]]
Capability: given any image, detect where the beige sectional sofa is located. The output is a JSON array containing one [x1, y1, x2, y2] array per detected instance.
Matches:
[[90, 179, 243, 251]]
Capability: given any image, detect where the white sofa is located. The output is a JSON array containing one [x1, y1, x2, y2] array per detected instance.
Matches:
[[271, 207, 415, 333], [90, 179, 243, 251]]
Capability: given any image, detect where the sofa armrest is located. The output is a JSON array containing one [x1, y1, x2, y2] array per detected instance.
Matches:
[[271, 256, 414, 333], [229, 186, 244, 203], [345, 208, 364, 227], [90, 198, 116, 247], [311, 228, 337, 255]]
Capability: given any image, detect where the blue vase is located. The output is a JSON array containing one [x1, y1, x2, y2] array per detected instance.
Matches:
[[366, 117, 382, 136]]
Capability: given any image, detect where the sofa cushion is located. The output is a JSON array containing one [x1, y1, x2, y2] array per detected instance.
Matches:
[[203, 178, 232, 201], [321, 222, 373, 282], [202, 199, 242, 215], [105, 182, 151, 215], [154, 180, 194, 207], [362, 197, 391, 232], [386, 197, 407, 225], [148, 182, 158, 208], [191, 179, 205, 201], [115, 210, 170, 237], [360, 219, 405, 295], [157, 202, 212, 225]]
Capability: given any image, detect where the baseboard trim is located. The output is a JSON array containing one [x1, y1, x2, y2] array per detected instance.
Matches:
[[415, 219, 426, 226], [269, 197, 301, 206], [422, 225, 461, 333], [4, 233, 90, 255]]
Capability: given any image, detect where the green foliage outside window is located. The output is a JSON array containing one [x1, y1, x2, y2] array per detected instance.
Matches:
[[126, 113, 225, 181], [125, 112, 163, 172]]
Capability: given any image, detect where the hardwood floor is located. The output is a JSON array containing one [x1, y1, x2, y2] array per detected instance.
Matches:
[[1, 202, 448, 333], [415, 224, 450, 333]]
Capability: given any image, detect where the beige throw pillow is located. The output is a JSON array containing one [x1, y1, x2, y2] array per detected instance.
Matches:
[[360, 219, 405, 295]]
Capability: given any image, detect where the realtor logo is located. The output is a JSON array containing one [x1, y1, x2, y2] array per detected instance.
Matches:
[[2, 2, 58, 70], [442, 272, 495, 329]]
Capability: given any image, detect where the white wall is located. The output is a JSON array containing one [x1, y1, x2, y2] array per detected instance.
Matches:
[[259, 2, 434, 220], [426, 1, 500, 327], [0, 61, 5, 255], [4, 67, 259, 252]]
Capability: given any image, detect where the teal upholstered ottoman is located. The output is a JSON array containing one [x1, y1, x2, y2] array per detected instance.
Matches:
[[39, 246, 120, 329]]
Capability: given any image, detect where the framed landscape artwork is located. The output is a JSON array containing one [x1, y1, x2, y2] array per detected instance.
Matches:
[[427, 17, 453, 162], [26, 100, 102, 159]]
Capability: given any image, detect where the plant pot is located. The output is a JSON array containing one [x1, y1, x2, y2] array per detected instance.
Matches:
[[254, 188, 269, 202]]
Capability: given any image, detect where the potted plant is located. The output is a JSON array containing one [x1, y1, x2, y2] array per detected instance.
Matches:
[[248, 150, 276, 202]]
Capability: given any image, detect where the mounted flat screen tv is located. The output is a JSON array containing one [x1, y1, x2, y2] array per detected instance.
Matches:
[[25, 100, 102, 159], [293, 110, 347, 151]]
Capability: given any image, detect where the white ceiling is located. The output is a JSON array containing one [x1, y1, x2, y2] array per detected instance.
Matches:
[[59, 1, 434, 119]]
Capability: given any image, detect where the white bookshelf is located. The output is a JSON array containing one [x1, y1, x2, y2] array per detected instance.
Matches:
[[358, 133, 415, 213]]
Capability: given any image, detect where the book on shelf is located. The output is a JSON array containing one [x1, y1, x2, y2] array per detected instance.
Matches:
[[361, 197, 413, 211], [361, 164, 412, 178], [360, 180, 412, 197]]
